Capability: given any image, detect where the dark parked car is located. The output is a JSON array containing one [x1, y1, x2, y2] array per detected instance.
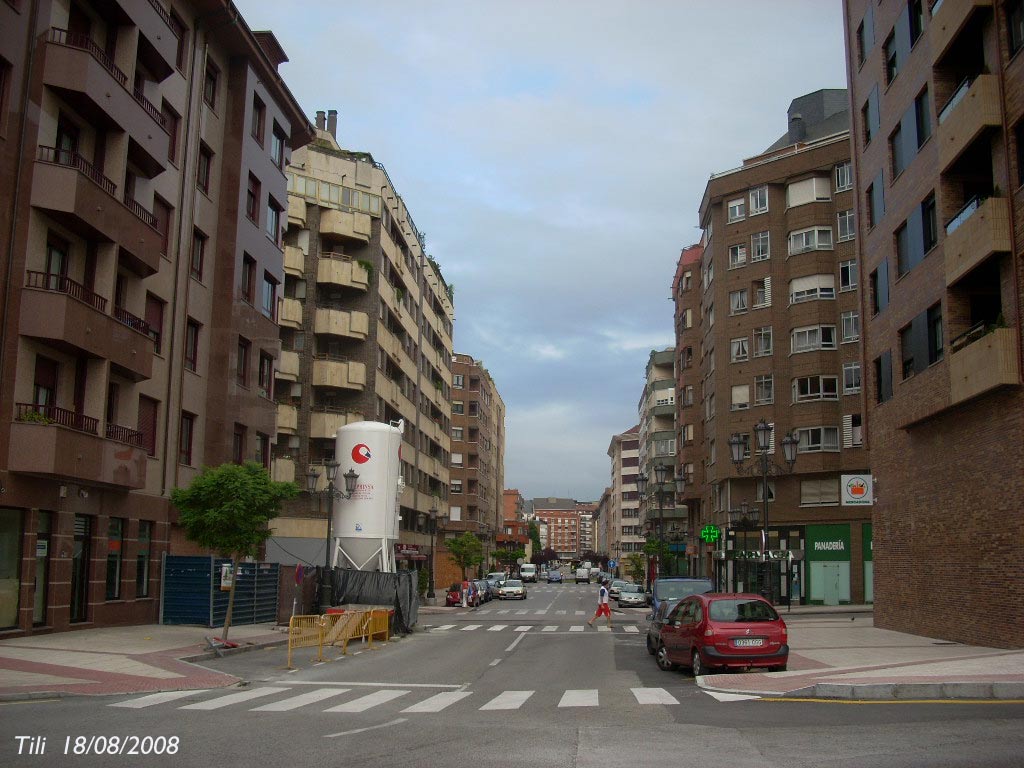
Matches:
[[649, 577, 714, 615], [646, 597, 684, 654], [651, 593, 789, 676], [547, 570, 563, 583], [474, 579, 492, 602]]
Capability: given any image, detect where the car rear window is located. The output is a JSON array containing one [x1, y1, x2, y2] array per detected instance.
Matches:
[[504, 580, 523, 587], [620, 584, 642, 593], [708, 599, 779, 622], [655, 579, 713, 600]]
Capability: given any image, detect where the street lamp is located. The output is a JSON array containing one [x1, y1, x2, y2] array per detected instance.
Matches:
[[306, 461, 359, 612], [727, 419, 798, 602], [637, 463, 687, 578], [424, 504, 448, 603]]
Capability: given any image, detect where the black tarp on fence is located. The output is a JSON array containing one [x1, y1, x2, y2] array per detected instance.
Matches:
[[330, 568, 419, 633]]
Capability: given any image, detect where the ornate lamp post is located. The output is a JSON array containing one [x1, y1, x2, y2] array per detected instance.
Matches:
[[306, 461, 359, 612], [727, 419, 798, 602], [637, 463, 687, 578], [424, 504, 448, 603]]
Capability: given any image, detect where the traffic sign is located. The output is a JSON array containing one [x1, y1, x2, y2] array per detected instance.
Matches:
[[607, 559, 617, 569], [700, 525, 721, 544]]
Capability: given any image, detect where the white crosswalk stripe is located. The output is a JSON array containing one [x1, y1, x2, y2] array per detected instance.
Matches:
[[515, 610, 528, 615], [559, 689, 599, 708], [479, 690, 534, 710], [179, 687, 289, 710], [497, 610, 510, 615], [111, 690, 209, 708], [251, 688, 351, 711], [401, 691, 474, 713], [556, 610, 566, 615], [514, 626, 531, 632], [624, 625, 640, 633], [433, 624, 456, 631], [459, 624, 483, 631], [324, 689, 410, 712], [541, 625, 558, 632], [486, 624, 509, 631], [631, 687, 679, 705], [569, 626, 585, 632], [575, 611, 586, 615]]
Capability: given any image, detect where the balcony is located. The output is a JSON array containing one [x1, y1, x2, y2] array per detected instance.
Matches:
[[277, 403, 298, 434], [287, 196, 306, 227], [312, 355, 366, 391], [320, 208, 371, 243], [317, 253, 370, 291], [284, 245, 305, 277], [276, 350, 300, 381], [127, 0, 178, 80], [9, 404, 147, 489], [20, 272, 153, 381], [949, 327, 1019, 406], [930, 0, 992, 65], [279, 297, 303, 329], [272, 457, 295, 484], [944, 196, 1011, 286], [310, 408, 362, 439], [43, 29, 169, 176], [937, 75, 1002, 173], [31, 148, 160, 275], [314, 307, 369, 340]]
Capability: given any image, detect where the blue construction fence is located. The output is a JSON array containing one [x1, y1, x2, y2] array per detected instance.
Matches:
[[160, 555, 279, 627]]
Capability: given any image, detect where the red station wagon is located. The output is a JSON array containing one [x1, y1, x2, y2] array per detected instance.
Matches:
[[652, 593, 788, 676]]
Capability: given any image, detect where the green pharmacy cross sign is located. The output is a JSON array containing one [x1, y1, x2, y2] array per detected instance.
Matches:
[[700, 525, 721, 544]]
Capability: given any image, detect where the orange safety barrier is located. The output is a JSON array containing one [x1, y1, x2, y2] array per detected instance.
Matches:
[[286, 614, 326, 669]]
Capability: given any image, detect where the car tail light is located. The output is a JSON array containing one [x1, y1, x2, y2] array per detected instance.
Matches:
[[704, 625, 715, 638], [781, 625, 788, 643]]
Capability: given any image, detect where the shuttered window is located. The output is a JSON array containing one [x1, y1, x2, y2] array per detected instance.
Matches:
[[145, 294, 164, 353], [34, 356, 59, 406], [137, 396, 158, 456], [800, 477, 840, 506], [842, 414, 864, 448]]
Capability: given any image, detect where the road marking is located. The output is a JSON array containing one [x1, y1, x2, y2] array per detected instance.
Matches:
[[459, 624, 482, 631], [556, 610, 566, 615], [251, 688, 351, 711], [575, 611, 586, 616], [487, 624, 509, 632], [515, 610, 528, 615], [569, 626, 585, 632], [480, 690, 534, 710], [432, 624, 456, 631], [624, 625, 640, 633], [401, 691, 474, 713], [111, 690, 210, 709], [704, 691, 762, 702], [505, 633, 527, 652], [489, 659, 502, 666], [762, 697, 1024, 705], [286, 681, 461, 689], [180, 687, 289, 710], [541, 625, 558, 632], [514, 626, 531, 632], [535, 609, 548, 615], [632, 687, 679, 705], [325, 718, 407, 738], [497, 609, 510, 614], [597, 626, 611, 632], [324, 689, 410, 713], [559, 689, 599, 708]]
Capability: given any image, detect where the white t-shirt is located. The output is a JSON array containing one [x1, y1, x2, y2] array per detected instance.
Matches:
[[598, 586, 609, 605]]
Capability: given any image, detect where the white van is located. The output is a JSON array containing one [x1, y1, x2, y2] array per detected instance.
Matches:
[[575, 567, 590, 584], [519, 564, 537, 583]]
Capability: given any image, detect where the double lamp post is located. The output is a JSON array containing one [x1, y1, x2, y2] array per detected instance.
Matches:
[[306, 461, 360, 612], [636, 462, 687, 580], [422, 504, 448, 603]]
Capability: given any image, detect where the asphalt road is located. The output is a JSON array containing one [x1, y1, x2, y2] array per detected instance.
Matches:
[[2, 580, 1023, 767]]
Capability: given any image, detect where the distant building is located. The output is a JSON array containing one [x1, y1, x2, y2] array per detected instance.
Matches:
[[605, 426, 642, 567]]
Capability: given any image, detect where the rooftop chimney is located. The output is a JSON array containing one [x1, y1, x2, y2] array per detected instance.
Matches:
[[327, 109, 338, 139], [315, 110, 326, 131], [789, 113, 806, 143]]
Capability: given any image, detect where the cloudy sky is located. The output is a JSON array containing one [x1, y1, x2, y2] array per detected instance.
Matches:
[[238, 0, 849, 501]]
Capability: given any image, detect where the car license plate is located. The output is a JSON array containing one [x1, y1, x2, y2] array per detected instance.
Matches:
[[733, 638, 764, 647]]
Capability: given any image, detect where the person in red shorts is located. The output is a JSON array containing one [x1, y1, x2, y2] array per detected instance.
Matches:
[[587, 578, 612, 628]]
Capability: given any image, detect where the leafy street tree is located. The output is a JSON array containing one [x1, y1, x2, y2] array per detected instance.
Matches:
[[528, 521, 542, 553], [625, 553, 646, 584], [531, 547, 557, 566], [171, 462, 298, 641], [494, 548, 525, 567], [446, 531, 484, 578]]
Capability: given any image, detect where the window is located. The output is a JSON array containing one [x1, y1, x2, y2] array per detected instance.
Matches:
[[681, 424, 694, 445], [728, 244, 747, 268], [266, 198, 283, 246], [452, 401, 464, 415], [884, 31, 900, 83], [928, 303, 943, 365], [179, 412, 195, 465], [755, 479, 776, 503], [169, 11, 189, 71], [791, 325, 837, 353], [753, 326, 772, 357], [451, 452, 463, 467], [843, 362, 862, 394], [896, 194, 937, 277], [145, 293, 165, 353], [33, 355, 58, 408], [835, 162, 852, 192], [874, 351, 893, 404], [232, 424, 245, 464], [727, 198, 746, 222], [153, 197, 172, 256], [197, 144, 212, 193], [162, 101, 180, 163], [730, 337, 749, 362], [870, 260, 889, 314], [915, 87, 931, 147], [796, 426, 840, 453], [1012, 0, 1024, 55], [730, 384, 750, 411], [800, 477, 840, 506], [900, 324, 916, 380], [843, 414, 864, 448], [246, 174, 260, 224], [453, 374, 464, 388], [258, 352, 273, 398], [751, 231, 770, 261], [790, 274, 835, 304], [729, 289, 748, 315], [451, 479, 463, 494], [261, 272, 277, 319], [909, 0, 924, 45], [837, 210, 855, 242], [203, 62, 218, 108], [707, 302, 714, 327], [256, 433, 269, 468], [106, 518, 124, 600], [705, 392, 715, 420], [271, 124, 287, 169], [793, 375, 839, 403], [705, 259, 714, 288], [237, 337, 251, 387], [786, 177, 831, 208], [190, 229, 205, 281], [749, 186, 768, 214], [136, 521, 152, 598], [840, 260, 858, 291], [842, 311, 860, 343], [890, 123, 906, 177], [752, 277, 770, 308], [452, 426, 463, 440], [251, 94, 265, 145], [754, 374, 774, 405], [242, 255, 255, 303], [137, 395, 158, 456], [862, 85, 880, 146], [856, 21, 867, 66], [788, 227, 833, 255], [184, 319, 200, 372], [922, 194, 937, 252]]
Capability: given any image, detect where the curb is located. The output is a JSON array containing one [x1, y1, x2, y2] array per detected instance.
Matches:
[[697, 680, 1024, 701], [178, 637, 289, 663], [0, 690, 69, 703]]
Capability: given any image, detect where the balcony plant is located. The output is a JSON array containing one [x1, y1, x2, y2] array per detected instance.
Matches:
[[18, 410, 52, 425]]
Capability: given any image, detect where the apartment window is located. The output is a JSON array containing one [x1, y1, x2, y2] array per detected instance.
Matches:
[[755, 479, 776, 503], [197, 145, 212, 194], [928, 303, 943, 365], [242, 255, 255, 303], [900, 324, 915, 379], [856, 21, 866, 66], [267, 198, 283, 246], [749, 186, 768, 214], [451, 452, 463, 467], [33, 355, 58, 408], [752, 277, 770, 308], [730, 384, 750, 412], [791, 325, 837, 353], [915, 87, 932, 147], [801, 477, 840, 506], [452, 401, 464, 415], [842, 311, 860, 343], [468, 401, 479, 417], [1011, 0, 1024, 55], [788, 226, 833, 255], [232, 424, 245, 464], [705, 259, 714, 287], [753, 326, 772, 357], [729, 289, 748, 315], [136, 521, 152, 598], [786, 177, 831, 208], [190, 229, 206, 281], [153, 197, 172, 256], [843, 362, 862, 394], [890, 123, 906, 177], [730, 337, 749, 362], [237, 337, 251, 387], [862, 85, 880, 146], [106, 518, 124, 600], [451, 479, 463, 494], [707, 303, 714, 327], [258, 352, 274, 398], [251, 94, 265, 145], [728, 244, 747, 269], [751, 231, 769, 261], [835, 210, 855, 244], [137, 395, 158, 457], [453, 374, 464, 388], [843, 414, 864, 448], [261, 272, 277, 319], [705, 392, 715, 420], [790, 275, 835, 304], [839, 260, 858, 291], [246, 174, 261, 224], [203, 63, 218, 108], [793, 375, 839, 403], [884, 31, 900, 83], [271, 124, 287, 169], [256, 433, 269, 468], [922, 194, 937, 252], [184, 319, 200, 372], [835, 162, 852, 192], [874, 351, 893, 404], [796, 426, 840, 453], [179, 412, 195, 465], [452, 426, 464, 441], [909, 0, 924, 45], [145, 293, 164, 353], [727, 198, 746, 222], [870, 260, 889, 314], [169, 11, 189, 71], [162, 101, 180, 163], [754, 374, 774, 405]]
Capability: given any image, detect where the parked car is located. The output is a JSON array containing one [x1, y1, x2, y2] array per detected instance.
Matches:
[[547, 570, 563, 584], [608, 580, 629, 599], [474, 579, 492, 602], [485, 576, 504, 596], [575, 567, 590, 584], [650, 577, 714, 615], [498, 579, 527, 600], [615, 584, 647, 607], [651, 593, 789, 676], [646, 598, 684, 654], [444, 580, 481, 607]]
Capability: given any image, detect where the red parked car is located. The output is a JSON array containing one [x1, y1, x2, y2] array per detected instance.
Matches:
[[444, 581, 480, 607], [652, 593, 788, 676]]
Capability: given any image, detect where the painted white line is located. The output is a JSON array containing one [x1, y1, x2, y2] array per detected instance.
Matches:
[[556, 610, 566, 615], [541, 625, 558, 632], [479, 690, 534, 711], [559, 689, 599, 708], [251, 688, 351, 711], [487, 624, 509, 632], [624, 625, 640, 633], [489, 659, 502, 667], [704, 691, 762, 702], [401, 691, 474, 713], [515, 610, 529, 615], [569, 626, 585, 632], [497, 610, 510, 615], [285, 681, 461, 689], [324, 689, 410, 713], [432, 624, 456, 631], [180, 687, 289, 710], [535, 609, 548, 615], [575, 611, 586, 616], [459, 624, 482, 631], [505, 633, 527, 653], [632, 687, 679, 705], [325, 718, 407, 738], [597, 626, 611, 632], [111, 690, 209, 709], [514, 626, 531, 632]]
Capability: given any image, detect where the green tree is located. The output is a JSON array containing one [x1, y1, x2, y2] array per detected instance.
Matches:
[[494, 548, 525, 568], [528, 521, 541, 552], [171, 462, 298, 641], [445, 531, 484, 578], [625, 553, 646, 583]]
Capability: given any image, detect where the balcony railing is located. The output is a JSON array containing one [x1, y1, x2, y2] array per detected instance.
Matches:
[[25, 270, 107, 312], [48, 28, 128, 88], [313, 352, 351, 363], [37, 145, 116, 197], [147, 0, 176, 31], [938, 76, 972, 124], [122, 191, 158, 227], [105, 422, 144, 446], [945, 195, 985, 235], [950, 321, 993, 353], [16, 403, 98, 434], [113, 305, 151, 336], [132, 85, 166, 129]]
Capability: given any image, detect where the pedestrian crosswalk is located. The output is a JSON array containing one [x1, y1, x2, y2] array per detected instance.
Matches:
[[425, 623, 645, 635]]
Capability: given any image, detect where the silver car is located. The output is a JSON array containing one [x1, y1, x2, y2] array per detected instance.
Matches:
[[498, 579, 526, 600], [615, 584, 647, 607]]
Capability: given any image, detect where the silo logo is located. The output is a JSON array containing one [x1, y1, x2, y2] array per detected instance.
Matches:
[[352, 444, 372, 464]]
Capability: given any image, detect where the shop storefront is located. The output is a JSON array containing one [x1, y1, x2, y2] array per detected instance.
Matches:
[[806, 524, 851, 605], [0, 509, 24, 629]]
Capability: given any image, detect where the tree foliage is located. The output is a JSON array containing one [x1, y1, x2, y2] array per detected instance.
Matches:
[[531, 547, 557, 566], [445, 532, 484, 578], [528, 521, 541, 552], [494, 548, 525, 566], [625, 553, 646, 583]]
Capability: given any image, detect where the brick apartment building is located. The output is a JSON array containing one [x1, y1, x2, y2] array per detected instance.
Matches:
[[843, 0, 1024, 646], [692, 90, 872, 605], [604, 425, 642, 567], [532, 498, 580, 561], [0, 0, 311, 634]]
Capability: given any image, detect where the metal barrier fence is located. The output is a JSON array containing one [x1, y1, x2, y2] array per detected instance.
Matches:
[[287, 609, 392, 669]]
